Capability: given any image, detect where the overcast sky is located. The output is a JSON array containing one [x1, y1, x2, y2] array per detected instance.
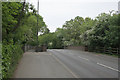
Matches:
[[26, 0, 119, 32]]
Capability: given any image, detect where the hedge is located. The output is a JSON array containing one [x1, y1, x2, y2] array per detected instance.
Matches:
[[0, 43, 1, 79], [2, 44, 23, 78]]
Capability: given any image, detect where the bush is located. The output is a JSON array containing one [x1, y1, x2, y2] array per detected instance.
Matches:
[[0, 42, 2, 79], [2, 44, 23, 78]]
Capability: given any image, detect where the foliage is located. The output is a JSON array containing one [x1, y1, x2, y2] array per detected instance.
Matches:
[[2, 44, 23, 78], [2, 1, 119, 78], [2, 2, 23, 43], [62, 16, 96, 46], [61, 12, 120, 49], [38, 32, 64, 49], [15, 14, 47, 46], [2, 2, 48, 78], [87, 13, 120, 49], [38, 11, 119, 49], [2, 2, 48, 45], [0, 42, 1, 79]]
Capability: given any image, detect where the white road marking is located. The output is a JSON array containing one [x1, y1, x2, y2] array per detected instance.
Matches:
[[52, 54, 79, 78], [48, 53, 52, 55], [56, 50, 63, 51], [78, 56, 89, 61], [97, 63, 120, 72]]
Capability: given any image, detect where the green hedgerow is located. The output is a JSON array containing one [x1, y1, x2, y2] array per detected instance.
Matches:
[[2, 44, 23, 78]]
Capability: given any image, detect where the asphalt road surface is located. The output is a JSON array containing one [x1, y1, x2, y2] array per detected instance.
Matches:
[[13, 49, 119, 78]]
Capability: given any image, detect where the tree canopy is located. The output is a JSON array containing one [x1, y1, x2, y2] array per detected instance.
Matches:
[[2, 2, 49, 45], [38, 11, 120, 49]]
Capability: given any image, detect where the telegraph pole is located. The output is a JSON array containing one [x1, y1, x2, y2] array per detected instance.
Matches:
[[37, 0, 39, 42], [36, 0, 39, 52], [118, 1, 120, 14]]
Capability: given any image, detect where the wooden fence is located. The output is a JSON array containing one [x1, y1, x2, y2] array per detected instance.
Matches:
[[22, 44, 36, 52], [66, 46, 119, 55], [87, 46, 119, 55], [66, 46, 85, 51]]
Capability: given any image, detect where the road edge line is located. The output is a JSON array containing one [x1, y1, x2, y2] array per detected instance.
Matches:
[[52, 54, 79, 78]]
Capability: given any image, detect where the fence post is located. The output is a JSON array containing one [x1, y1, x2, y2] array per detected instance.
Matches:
[[117, 48, 118, 54], [104, 47, 106, 53]]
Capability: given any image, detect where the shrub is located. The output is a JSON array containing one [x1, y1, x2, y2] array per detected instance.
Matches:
[[2, 44, 23, 78], [0, 42, 2, 79]]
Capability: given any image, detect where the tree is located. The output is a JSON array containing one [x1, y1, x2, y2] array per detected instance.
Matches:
[[2, 2, 47, 46]]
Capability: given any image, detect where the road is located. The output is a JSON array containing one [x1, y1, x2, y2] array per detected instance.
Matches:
[[13, 49, 119, 78], [48, 49, 119, 78]]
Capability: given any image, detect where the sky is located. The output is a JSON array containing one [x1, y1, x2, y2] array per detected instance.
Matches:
[[26, 0, 119, 32]]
